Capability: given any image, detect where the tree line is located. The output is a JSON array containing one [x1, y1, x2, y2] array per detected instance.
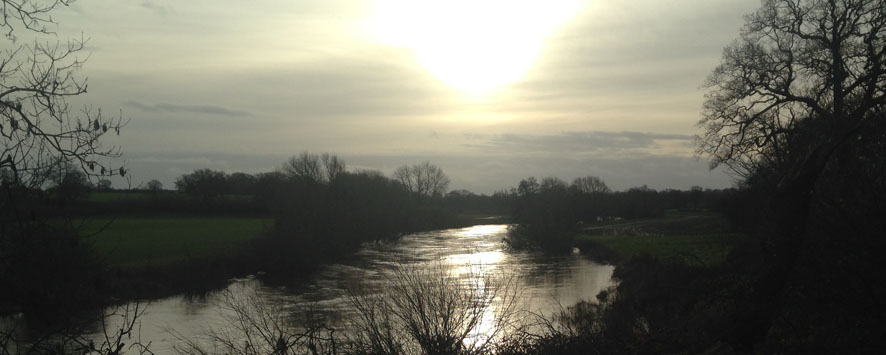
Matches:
[[502, 175, 735, 252]]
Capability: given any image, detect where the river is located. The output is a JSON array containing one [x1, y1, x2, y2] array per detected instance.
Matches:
[[8, 224, 615, 354]]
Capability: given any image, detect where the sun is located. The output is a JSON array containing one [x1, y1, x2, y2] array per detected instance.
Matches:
[[367, 0, 580, 97]]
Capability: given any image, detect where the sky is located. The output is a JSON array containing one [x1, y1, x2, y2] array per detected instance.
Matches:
[[48, 0, 760, 194]]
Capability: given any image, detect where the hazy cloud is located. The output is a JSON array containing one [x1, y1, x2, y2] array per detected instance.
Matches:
[[465, 131, 693, 154], [228, 58, 451, 122], [125, 101, 252, 117], [138, 1, 169, 17], [53, 1, 757, 192]]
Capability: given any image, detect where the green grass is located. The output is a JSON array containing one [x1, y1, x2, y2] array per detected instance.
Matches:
[[85, 191, 254, 203], [576, 211, 743, 266], [576, 233, 742, 266], [86, 191, 158, 202], [76, 216, 272, 268]]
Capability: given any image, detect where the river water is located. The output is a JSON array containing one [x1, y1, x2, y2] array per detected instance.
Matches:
[[12, 225, 615, 353]]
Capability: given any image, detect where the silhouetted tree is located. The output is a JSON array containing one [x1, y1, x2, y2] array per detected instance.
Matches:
[[571, 175, 611, 194], [96, 179, 113, 191], [0, 0, 125, 321], [507, 176, 578, 252], [281, 152, 323, 182], [146, 179, 163, 192], [698, 0, 886, 349], [281, 151, 345, 183], [49, 164, 92, 205], [392, 161, 450, 197], [0, 0, 126, 190], [699, 0, 885, 179], [540, 176, 567, 191], [0, 167, 12, 186], [227, 172, 257, 195], [516, 177, 539, 197], [321, 153, 346, 182], [175, 169, 228, 202]]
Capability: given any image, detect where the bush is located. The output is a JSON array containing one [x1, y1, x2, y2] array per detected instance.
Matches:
[[176, 261, 523, 355], [345, 262, 522, 355], [0, 221, 109, 316]]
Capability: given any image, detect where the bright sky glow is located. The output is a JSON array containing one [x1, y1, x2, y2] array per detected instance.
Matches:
[[367, 0, 581, 96], [45, 0, 757, 193]]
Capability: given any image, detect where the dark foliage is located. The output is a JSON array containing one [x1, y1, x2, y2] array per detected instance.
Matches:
[[0, 219, 109, 318], [174, 168, 229, 202], [505, 177, 578, 252], [254, 169, 460, 276], [506, 175, 737, 252], [442, 189, 513, 215]]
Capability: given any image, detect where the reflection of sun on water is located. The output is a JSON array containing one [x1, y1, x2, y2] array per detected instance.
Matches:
[[447, 225, 508, 275], [459, 224, 507, 237], [448, 251, 504, 269], [367, 0, 581, 97], [442, 224, 515, 348]]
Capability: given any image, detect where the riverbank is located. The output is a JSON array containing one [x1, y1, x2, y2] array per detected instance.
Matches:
[[573, 210, 743, 266], [81, 212, 511, 304], [519, 210, 753, 353]]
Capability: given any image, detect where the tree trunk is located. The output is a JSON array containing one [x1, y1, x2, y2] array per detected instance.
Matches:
[[727, 144, 828, 350]]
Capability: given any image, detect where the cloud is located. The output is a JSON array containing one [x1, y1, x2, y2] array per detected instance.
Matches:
[[65, 1, 753, 194], [226, 56, 452, 122], [464, 131, 693, 154], [125, 101, 252, 117], [138, 1, 169, 17], [491, 0, 760, 122]]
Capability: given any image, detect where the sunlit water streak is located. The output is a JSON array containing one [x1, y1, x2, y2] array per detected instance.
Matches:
[[25, 224, 614, 353]]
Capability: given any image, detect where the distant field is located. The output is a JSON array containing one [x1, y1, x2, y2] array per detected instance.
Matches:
[[87, 191, 159, 202], [86, 191, 254, 202], [576, 233, 742, 266], [576, 211, 743, 266], [76, 216, 273, 268]]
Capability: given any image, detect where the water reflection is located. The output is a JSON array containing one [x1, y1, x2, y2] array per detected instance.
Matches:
[[88, 224, 614, 353]]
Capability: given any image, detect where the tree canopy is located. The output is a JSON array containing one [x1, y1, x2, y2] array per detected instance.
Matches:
[[0, 0, 126, 189], [697, 0, 886, 349], [698, 0, 885, 178], [392, 162, 450, 197], [280, 152, 346, 183]]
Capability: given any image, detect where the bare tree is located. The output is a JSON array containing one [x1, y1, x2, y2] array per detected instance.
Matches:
[[172, 284, 335, 355], [697, 0, 885, 349], [392, 162, 450, 197], [698, 0, 885, 178], [281, 152, 322, 182], [571, 176, 610, 194], [346, 262, 523, 355], [1, 0, 126, 190], [0, 303, 153, 355], [321, 153, 345, 182], [281, 151, 345, 183]]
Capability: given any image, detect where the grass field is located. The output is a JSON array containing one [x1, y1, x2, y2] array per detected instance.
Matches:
[[576, 211, 743, 266], [86, 191, 159, 202], [86, 191, 254, 202], [576, 232, 742, 266], [76, 216, 273, 268]]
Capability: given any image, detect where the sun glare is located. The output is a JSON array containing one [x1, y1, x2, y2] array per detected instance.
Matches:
[[367, 0, 581, 96]]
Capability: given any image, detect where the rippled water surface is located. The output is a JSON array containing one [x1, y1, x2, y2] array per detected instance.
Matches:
[[95, 225, 615, 353]]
